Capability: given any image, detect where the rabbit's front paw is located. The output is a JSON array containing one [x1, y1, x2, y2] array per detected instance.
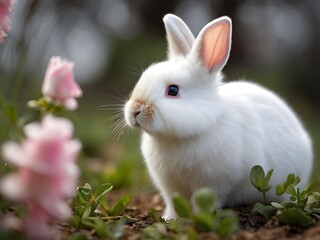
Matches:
[[162, 207, 178, 220]]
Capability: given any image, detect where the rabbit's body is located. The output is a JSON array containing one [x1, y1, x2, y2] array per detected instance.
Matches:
[[141, 80, 312, 218], [124, 14, 313, 219]]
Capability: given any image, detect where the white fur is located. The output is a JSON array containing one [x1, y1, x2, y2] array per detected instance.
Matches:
[[124, 14, 313, 219]]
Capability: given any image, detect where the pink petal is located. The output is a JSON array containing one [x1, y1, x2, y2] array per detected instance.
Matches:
[[24, 204, 52, 240], [0, 174, 28, 201], [63, 98, 78, 110], [2, 141, 25, 165], [0, 0, 14, 43], [24, 115, 73, 140], [39, 198, 72, 220], [41, 56, 82, 107], [64, 139, 81, 162]]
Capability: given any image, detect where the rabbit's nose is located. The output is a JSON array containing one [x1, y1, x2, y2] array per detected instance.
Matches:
[[133, 110, 141, 118]]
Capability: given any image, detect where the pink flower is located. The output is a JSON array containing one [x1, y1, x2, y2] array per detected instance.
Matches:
[[0, 0, 14, 43], [24, 203, 53, 240], [42, 57, 83, 110], [0, 115, 81, 239]]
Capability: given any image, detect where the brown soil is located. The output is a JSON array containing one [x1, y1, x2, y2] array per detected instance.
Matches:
[[61, 191, 320, 240]]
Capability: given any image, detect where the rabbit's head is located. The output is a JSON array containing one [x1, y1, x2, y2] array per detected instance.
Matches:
[[125, 14, 232, 138]]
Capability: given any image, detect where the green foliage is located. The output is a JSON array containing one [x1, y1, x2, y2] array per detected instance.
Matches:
[[74, 182, 113, 222], [195, 188, 216, 214], [172, 193, 192, 218], [103, 159, 137, 189], [106, 195, 132, 216], [191, 189, 239, 237], [149, 208, 166, 223], [250, 165, 273, 204], [277, 208, 313, 228], [272, 177, 319, 228], [72, 182, 131, 227], [251, 202, 277, 221], [250, 165, 320, 228], [275, 173, 301, 196], [143, 189, 239, 239], [176, 188, 238, 237], [71, 182, 132, 239], [0, 94, 22, 143]]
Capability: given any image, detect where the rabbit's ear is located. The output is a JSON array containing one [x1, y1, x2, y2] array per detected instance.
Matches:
[[191, 17, 231, 73], [163, 14, 195, 59]]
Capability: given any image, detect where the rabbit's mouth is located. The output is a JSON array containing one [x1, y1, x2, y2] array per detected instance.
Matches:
[[125, 99, 155, 130]]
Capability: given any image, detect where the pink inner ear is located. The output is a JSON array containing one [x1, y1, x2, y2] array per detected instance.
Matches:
[[201, 21, 230, 72]]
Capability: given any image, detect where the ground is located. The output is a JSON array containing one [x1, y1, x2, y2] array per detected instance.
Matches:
[[56, 191, 320, 240]]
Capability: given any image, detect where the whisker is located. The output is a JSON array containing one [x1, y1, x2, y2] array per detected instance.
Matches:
[[126, 53, 145, 75], [104, 80, 126, 100], [98, 56, 141, 142], [108, 94, 127, 103], [110, 118, 127, 141], [97, 105, 124, 111], [106, 114, 125, 124]]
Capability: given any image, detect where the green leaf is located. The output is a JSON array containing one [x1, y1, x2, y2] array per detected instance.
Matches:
[[193, 213, 214, 232], [167, 219, 184, 233], [301, 183, 315, 196], [290, 196, 297, 201], [265, 169, 274, 182], [187, 227, 198, 240], [250, 165, 265, 190], [194, 188, 216, 214], [172, 193, 192, 218], [98, 197, 109, 214], [70, 215, 82, 229], [286, 184, 297, 196], [77, 184, 93, 204], [294, 176, 301, 185], [215, 211, 239, 238], [94, 219, 125, 239], [74, 206, 85, 218], [276, 184, 286, 196], [276, 173, 300, 196], [94, 183, 113, 202], [250, 165, 273, 193], [278, 208, 313, 228], [109, 195, 131, 216], [83, 183, 92, 190], [286, 174, 295, 184], [90, 201, 99, 214], [251, 203, 277, 221], [299, 198, 308, 209], [150, 208, 163, 223], [81, 206, 92, 220]]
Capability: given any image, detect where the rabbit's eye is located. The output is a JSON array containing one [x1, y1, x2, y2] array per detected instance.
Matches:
[[167, 85, 179, 97]]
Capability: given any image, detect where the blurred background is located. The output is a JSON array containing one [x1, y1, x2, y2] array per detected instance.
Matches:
[[0, 0, 319, 191]]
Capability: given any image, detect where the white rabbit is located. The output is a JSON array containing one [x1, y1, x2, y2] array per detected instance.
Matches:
[[124, 14, 313, 219]]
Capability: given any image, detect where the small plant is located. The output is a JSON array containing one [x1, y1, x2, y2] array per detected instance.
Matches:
[[250, 165, 277, 221], [250, 165, 273, 204], [72, 182, 132, 238], [272, 174, 319, 228], [73, 182, 113, 227], [72, 182, 132, 227], [250, 165, 320, 228], [144, 188, 239, 239], [190, 188, 239, 237]]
